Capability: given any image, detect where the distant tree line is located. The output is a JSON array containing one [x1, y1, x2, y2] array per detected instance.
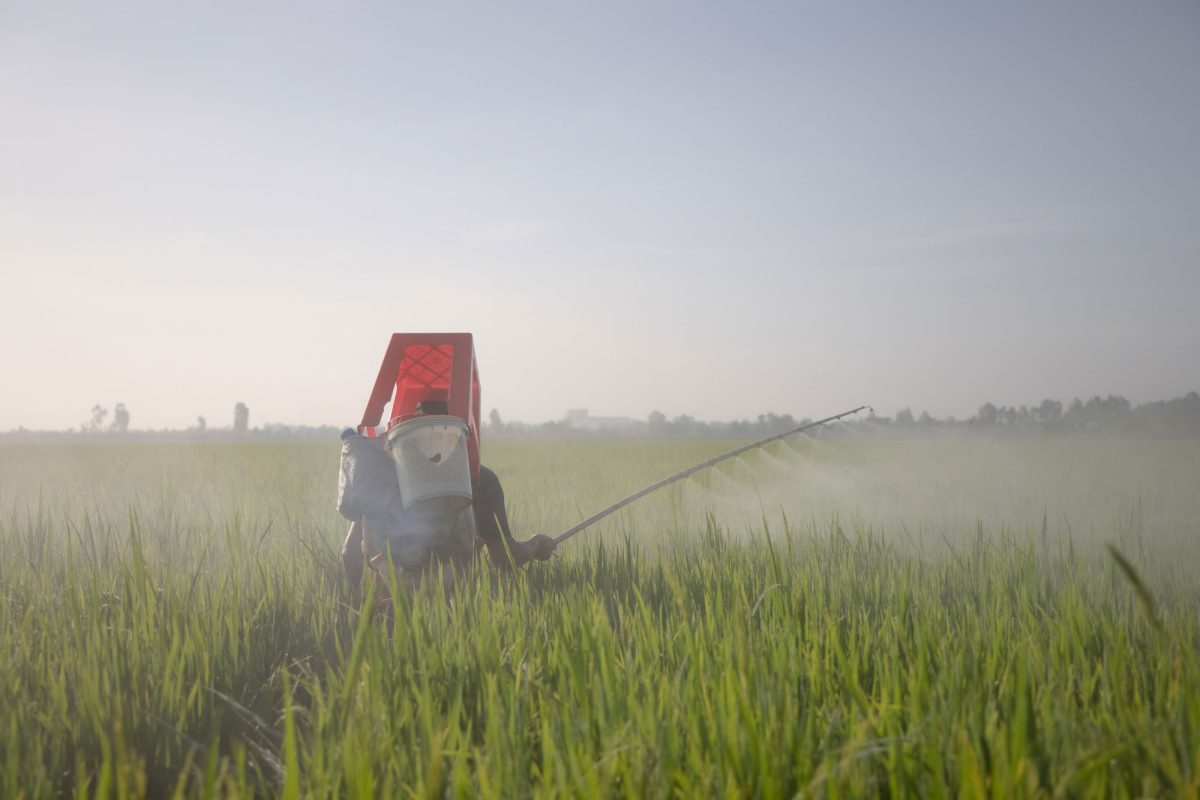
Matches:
[[487, 391, 1200, 439], [83, 403, 130, 433], [963, 392, 1200, 434], [5, 392, 1199, 443], [644, 410, 815, 438], [8, 401, 260, 442], [488, 409, 822, 438]]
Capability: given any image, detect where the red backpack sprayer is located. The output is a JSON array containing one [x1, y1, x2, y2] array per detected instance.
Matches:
[[338, 333, 554, 601], [337, 332, 868, 591]]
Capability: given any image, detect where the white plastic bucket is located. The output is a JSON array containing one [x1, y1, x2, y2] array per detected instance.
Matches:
[[386, 415, 473, 514]]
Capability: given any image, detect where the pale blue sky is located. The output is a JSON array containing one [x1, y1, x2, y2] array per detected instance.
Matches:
[[2, 1, 1197, 430]]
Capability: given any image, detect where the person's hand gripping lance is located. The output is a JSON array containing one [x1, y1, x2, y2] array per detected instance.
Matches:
[[501, 530, 556, 567]]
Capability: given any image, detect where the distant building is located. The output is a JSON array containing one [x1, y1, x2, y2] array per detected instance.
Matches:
[[563, 409, 640, 433]]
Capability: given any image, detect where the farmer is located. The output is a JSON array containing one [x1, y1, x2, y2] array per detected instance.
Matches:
[[338, 400, 554, 593]]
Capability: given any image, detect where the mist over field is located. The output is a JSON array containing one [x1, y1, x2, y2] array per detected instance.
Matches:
[[493, 432, 1200, 563]]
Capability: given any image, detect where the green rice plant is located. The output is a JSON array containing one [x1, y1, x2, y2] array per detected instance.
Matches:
[[1, 437, 1198, 797]]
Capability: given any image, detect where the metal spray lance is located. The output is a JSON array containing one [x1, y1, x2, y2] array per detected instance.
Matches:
[[552, 405, 871, 546]]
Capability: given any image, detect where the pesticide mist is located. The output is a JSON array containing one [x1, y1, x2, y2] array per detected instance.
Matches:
[[494, 432, 1199, 559]]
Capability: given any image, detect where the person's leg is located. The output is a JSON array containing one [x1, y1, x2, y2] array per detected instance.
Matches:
[[341, 520, 365, 586], [339, 520, 366, 608]]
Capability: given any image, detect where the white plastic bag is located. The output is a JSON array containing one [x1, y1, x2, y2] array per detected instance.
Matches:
[[337, 434, 398, 521]]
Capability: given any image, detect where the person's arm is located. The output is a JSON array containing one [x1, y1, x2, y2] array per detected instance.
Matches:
[[474, 466, 554, 568]]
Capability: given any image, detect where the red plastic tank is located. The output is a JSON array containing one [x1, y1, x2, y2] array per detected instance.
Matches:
[[358, 333, 482, 481]]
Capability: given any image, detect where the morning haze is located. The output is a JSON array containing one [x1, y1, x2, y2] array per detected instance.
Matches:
[[2, 1, 1197, 431]]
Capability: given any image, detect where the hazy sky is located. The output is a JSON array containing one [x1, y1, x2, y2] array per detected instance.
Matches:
[[2, 1, 1198, 431]]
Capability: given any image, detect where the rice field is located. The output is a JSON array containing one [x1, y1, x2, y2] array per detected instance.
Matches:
[[2, 434, 1199, 797]]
